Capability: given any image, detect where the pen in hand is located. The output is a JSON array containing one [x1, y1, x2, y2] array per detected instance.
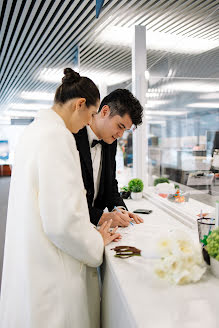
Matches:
[[114, 206, 134, 226]]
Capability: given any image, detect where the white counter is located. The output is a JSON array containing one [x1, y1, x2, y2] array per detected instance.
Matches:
[[101, 197, 219, 328]]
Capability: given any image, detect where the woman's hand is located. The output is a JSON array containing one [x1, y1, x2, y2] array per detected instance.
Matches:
[[98, 219, 121, 246]]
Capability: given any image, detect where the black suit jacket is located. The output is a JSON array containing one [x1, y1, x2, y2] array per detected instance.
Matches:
[[74, 127, 127, 225]]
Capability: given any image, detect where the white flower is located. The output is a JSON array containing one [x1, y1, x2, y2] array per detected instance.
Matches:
[[172, 269, 191, 285], [193, 244, 204, 265], [154, 230, 206, 285], [155, 267, 168, 279], [178, 238, 193, 254], [157, 237, 174, 256], [189, 264, 206, 283]]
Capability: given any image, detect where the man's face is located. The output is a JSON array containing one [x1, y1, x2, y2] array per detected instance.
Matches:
[[97, 105, 133, 144]]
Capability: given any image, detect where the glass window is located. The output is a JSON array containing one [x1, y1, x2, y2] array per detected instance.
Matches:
[[116, 130, 133, 189], [147, 65, 219, 203]]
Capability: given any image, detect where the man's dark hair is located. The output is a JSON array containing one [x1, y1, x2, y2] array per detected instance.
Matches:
[[99, 89, 143, 127]]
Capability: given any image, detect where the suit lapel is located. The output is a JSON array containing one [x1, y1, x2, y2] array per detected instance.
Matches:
[[74, 127, 94, 182], [98, 143, 106, 196]]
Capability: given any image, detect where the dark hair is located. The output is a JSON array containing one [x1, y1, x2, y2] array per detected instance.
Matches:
[[54, 68, 100, 107], [99, 89, 143, 127]]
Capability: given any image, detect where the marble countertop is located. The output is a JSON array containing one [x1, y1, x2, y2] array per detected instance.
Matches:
[[103, 198, 219, 328]]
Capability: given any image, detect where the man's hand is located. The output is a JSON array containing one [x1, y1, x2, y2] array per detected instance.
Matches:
[[124, 210, 144, 224], [99, 209, 143, 227], [99, 211, 131, 227]]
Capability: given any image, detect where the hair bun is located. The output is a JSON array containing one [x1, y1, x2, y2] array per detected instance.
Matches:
[[62, 68, 80, 84]]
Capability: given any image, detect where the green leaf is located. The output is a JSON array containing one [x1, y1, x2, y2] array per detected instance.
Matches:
[[128, 178, 144, 192], [206, 228, 219, 258], [121, 186, 128, 192], [201, 231, 212, 246], [154, 177, 170, 186]]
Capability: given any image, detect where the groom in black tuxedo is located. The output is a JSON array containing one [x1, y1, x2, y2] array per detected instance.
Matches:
[[74, 89, 144, 227]]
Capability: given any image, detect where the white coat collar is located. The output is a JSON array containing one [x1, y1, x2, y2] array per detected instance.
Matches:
[[36, 109, 66, 128]]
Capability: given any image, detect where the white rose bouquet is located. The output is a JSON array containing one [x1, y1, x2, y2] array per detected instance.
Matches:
[[155, 230, 206, 285]]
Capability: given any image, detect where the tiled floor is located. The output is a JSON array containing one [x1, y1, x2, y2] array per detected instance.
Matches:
[[0, 177, 10, 291]]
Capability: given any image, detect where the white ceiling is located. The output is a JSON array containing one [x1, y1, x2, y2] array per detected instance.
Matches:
[[1, 0, 219, 118]]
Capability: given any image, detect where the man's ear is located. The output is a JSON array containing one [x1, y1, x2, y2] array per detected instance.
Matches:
[[100, 105, 110, 118]]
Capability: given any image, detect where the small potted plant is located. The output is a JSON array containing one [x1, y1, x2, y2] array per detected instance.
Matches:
[[154, 177, 169, 186], [120, 186, 131, 199], [206, 228, 219, 278], [128, 178, 144, 200]]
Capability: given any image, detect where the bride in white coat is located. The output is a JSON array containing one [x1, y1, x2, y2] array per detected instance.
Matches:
[[0, 68, 120, 328]]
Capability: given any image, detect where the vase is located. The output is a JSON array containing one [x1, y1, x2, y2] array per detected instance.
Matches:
[[202, 247, 210, 265], [210, 257, 219, 278], [120, 191, 131, 199], [131, 192, 142, 200]]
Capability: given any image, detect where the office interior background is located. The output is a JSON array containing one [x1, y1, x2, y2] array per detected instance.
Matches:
[[0, 0, 219, 287]]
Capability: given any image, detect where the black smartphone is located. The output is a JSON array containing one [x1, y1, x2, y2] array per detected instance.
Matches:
[[133, 209, 152, 214]]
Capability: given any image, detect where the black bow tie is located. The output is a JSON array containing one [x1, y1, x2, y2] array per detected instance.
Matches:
[[91, 139, 103, 148]]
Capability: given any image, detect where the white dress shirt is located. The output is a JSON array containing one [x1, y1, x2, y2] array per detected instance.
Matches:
[[86, 126, 102, 203]]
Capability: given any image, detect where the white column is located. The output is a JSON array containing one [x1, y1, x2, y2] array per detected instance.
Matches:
[[132, 25, 147, 186]]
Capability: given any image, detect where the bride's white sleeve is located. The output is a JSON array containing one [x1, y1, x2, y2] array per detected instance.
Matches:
[[38, 127, 104, 267]]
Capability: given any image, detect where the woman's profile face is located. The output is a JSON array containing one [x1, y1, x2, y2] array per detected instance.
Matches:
[[71, 99, 100, 133]]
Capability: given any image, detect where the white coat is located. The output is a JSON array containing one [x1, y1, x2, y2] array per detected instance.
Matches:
[[0, 109, 104, 328]]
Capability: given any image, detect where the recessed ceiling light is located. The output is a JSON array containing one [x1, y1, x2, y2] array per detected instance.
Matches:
[[9, 103, 51, 110], [146, 93, 159, 98], [145, 110, 187, 116], [187, 103, 219, 108], [7, 110, 37, 117], [39, 68, 64, 83], [167, 69, 173, 77], [160, 82, 219, 93], [199, 93, 219, 100], [145, 70, 150, 80], [0, 115, 11, 125], [20, 91, 54, 101], [39, 67, 130, 86], [145, 100, 170, 107], [96, 26, 219, 54]]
